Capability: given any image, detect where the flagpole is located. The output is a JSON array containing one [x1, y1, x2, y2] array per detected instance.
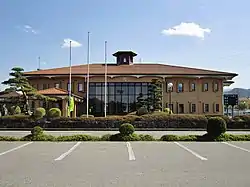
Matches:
[[69, 40, 72, 117], [104, 41, 108, 117], [86, 32, 90, 118], [38, 56, 41, 70]]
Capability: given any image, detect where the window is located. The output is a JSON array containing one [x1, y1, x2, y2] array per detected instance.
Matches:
[[214, 82, 219, 92], [78, 83, 83, 92], [216, 104, 219, 112], [191, 104, 196, 113], [42, 84, 48, 90], [177, 83, 184, 92], [55, 83, 60, 88], [67, 83, 71, 91], [203, 83, 208, 91], [204, 104, 209, 113], [179, 104, 184, 113], [190, 83, 196, 91], [166, 82, 173, 92]]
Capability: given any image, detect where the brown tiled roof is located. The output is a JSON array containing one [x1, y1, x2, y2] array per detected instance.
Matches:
[[38, 88, 68, 95], [24, 63, 238, 77]]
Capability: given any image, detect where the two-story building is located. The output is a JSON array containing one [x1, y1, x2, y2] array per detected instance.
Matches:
[[24, 50, 238, 117]]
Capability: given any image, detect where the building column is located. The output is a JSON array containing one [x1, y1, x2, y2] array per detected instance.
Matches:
[[73, 102, 77, 118], [62, 99, 68, 117], [162, 78, 165, 111]]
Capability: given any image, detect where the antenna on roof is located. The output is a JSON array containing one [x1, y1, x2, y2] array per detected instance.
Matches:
[[37, 56, 41, 70]]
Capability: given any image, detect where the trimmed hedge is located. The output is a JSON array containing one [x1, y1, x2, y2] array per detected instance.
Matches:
[[207, 117, 227, 137], [0, 113, 250, 130], [0, 125, 250, 141], [48, 108, 61, 118], [1, 133, 250, 141]]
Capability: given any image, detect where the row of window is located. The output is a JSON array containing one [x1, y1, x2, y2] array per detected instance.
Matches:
[[35, 83, 85, 92], [166, 81, 219, 93], [35, 81, 220, 94], [166, 103, 220, 113]]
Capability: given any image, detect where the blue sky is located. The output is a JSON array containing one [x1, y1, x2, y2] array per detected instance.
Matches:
[[0, 0, 249, 90]]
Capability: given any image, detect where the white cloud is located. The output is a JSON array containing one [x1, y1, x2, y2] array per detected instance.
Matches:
[[161, 22, 211, 39], [20, 25, 39, 34], [61, 38, 82, 48]]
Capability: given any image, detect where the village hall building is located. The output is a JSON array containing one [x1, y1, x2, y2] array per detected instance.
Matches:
[[24, 51, 238, 117]]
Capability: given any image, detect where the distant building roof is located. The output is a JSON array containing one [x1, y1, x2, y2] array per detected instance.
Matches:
[[37, 88, 69, 95], [37, 88, 83, 100]]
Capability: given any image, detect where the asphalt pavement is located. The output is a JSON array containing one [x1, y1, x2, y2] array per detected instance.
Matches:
[[1, 130, 250, 138], [0, 141, 250, 186]]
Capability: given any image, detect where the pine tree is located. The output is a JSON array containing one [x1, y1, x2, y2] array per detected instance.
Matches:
[[2, 67, 55, 115], [136, 93, 146, 109], [147, 79, 163, 111]]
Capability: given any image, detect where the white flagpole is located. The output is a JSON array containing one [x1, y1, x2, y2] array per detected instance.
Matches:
[[86, 32, 90, 118], [38, 56, 41, 70], [68, 40, 72, 117], [104, 41, 108, 117]]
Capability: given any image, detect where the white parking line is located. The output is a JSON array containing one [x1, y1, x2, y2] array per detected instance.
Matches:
[[222, 142, 250, 153], [126, 142, 136, 161], [174, 142, 208, 161], [54, 142, 81, 161], [0, 142, 33, 156]]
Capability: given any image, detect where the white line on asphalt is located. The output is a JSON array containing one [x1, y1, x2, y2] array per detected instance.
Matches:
[[174, 142, 208, 161], [222, 142, 250, 153], [126, 142, 136, 161], [55, 142, 81, 161], [0, 142, 33, 156]]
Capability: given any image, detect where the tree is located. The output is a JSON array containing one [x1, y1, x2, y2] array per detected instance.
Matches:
[[2, 67, 55, 115], [146, 79, 163, 111], [136, 93, 146, 109], [237, 101, 248, 111]]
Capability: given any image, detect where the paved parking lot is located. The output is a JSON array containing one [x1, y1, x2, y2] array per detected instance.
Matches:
[[0, 142, 250, 187]]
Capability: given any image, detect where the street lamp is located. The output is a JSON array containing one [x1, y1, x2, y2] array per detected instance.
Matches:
[[167, 83, 173, 111]]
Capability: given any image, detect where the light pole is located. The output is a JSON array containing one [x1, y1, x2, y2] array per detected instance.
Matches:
[[167, 83, 173, 111]]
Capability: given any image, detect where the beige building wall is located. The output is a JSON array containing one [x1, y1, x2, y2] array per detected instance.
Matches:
[[28, 75, 224, 115]]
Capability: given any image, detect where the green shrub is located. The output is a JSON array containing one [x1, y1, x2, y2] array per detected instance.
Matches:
[[138, 134, 156, 141], [31, 126, 44, 136], [56, 134, 100, 141], [10, 106, 21, 115], [48, 108, 61, 118], [136, 107, 148, 116], [100, 134, 112, 141], [0, 136, 20, 141], [34, 108, 46, 119], [163, 108, 173, 114], [80, 114, 95, 118], [110, 133, 140, 141], [21, 134, 55, 141], [0, 115, 32, 128], [119, 123, 135, 135], [207, 117, 227, 137], [160, 134, 179, 141]]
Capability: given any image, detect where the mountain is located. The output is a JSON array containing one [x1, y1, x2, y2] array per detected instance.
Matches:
[[224, 88, 250, 98]]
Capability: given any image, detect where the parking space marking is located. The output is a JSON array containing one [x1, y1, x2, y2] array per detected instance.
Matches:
[[126, 142, 136, 161], [0, 142, 33, 156], [174, 142, 208, 161], [54, 142, 81, 161], [222, 142, 250, 153]]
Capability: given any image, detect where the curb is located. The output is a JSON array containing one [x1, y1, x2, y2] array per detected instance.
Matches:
[[0, 128, 249, 131]]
